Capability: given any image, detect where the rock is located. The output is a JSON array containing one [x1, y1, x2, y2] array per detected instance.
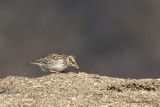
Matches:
[[0, 72, 159, 106]]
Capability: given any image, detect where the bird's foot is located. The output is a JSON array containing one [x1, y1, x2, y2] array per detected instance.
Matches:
[[50, 70, 61, 74]]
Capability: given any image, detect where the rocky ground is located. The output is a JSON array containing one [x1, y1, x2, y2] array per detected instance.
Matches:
[[0, 72, 160, 107]]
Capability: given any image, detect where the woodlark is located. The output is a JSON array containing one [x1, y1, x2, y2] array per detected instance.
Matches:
[[29, 54, 79, 73]]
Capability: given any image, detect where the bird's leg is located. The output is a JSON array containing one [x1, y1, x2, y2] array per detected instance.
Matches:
[[61, 70, 68, 73], [50, 70, 60, 74]]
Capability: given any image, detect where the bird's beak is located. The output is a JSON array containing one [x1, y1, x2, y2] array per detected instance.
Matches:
[[75, 65, 79, 69]]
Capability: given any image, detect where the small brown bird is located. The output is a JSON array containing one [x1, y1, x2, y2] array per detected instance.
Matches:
[[29, 54, 79, 73]]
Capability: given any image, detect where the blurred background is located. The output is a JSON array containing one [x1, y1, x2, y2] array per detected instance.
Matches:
[[0, 0, 160, 79]]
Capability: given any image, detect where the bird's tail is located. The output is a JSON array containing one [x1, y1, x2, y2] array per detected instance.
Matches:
[[26, 61, 38, 65]]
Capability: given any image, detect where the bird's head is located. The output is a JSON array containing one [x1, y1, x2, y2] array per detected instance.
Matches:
[[66, 55, 79, 69]]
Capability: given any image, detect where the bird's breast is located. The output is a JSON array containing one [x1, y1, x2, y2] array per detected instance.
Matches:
[[45, 59, 68, 71]]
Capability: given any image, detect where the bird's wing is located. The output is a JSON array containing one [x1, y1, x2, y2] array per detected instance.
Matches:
[[29, 54, 66, 64], [32, 54, 61, 64]]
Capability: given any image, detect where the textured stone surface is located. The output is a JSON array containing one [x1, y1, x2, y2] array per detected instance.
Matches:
[[0, 72, 160, 107]]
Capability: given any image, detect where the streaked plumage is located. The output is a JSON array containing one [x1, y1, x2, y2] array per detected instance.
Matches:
[[29, 54, 79, 73]]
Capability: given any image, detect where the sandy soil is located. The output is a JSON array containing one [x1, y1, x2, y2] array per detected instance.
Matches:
[[0, 72, 160, 107]]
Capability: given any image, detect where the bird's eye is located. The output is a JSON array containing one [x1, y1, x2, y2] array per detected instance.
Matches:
[[69, 59, 75, 64]]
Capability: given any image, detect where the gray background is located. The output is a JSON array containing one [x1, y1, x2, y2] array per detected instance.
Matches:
[[0, 0, 160, 79]]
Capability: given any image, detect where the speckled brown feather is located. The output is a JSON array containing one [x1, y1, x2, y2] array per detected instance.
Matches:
[[34, 54, 66, 64]]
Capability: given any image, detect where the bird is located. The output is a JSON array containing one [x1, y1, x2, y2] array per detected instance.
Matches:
[[28, 54, 79, 73]]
